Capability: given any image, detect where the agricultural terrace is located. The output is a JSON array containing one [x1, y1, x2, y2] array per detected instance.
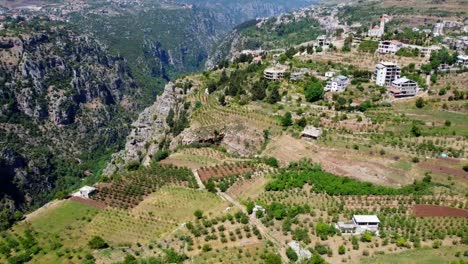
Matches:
[[91, 164, 197, 209], [1, 201, 99, 264], [247, 160, 468, 263]]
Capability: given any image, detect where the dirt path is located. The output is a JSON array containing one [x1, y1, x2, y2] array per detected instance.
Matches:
[[218, 192, 289, 263], [192, 169, 205, 189]]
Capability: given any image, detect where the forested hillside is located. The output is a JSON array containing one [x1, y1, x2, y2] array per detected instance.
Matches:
[[0, 17, 138, 229]]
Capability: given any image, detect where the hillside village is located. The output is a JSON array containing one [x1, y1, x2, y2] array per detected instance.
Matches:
[[1, 0, 468, 264]]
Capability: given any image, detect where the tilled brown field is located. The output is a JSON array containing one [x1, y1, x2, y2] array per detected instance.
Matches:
[[412, 205, 468, 217]]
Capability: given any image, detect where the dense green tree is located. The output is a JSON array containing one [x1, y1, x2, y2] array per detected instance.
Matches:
[[88, 236, 108, 249], [304, 81, 324, 102]]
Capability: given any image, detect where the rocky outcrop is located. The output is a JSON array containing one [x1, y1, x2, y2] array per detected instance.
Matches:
[[104, 82, 188, 175]]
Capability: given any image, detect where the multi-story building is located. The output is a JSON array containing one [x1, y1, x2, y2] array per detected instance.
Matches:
[[325, 75, 349, 92], [390, 77, 418, 97], [377, 40, 403, 54], [264, 65, 288, 81], [374, 62, 401, 87]]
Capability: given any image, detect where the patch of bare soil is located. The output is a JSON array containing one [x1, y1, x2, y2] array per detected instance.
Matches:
[[69, 196, 107, 209], [413, 205, 468, 217], [418, 161, 468, 180], [264, 135, 412, 186]]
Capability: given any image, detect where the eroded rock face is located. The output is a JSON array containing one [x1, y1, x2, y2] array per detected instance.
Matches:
[[0, 27, 138, 220], [170, 123, 264, 157], [103, 82, 185, 175]]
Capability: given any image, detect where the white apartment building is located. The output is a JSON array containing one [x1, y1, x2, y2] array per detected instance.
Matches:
[[325, 75, 349, 92], [374, 62, 401, 87], [390, 77, 418, 97]]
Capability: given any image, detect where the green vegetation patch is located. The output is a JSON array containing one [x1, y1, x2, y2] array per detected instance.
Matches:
[[265, 160, 433, 195]]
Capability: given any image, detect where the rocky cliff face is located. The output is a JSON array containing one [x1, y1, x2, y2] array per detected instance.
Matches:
[[0, 21, 138, 226], [104, 82, 191, 175]]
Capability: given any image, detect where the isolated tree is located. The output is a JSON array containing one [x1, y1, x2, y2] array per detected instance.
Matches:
[[304, 81, 324, 102], [267, 85, 280, 104], [194, 210, 204, 219], [88, 236, 108, 249], [251, 80, 267, 101], [415, 97, 425, 108], [281, 112, 293, 127]]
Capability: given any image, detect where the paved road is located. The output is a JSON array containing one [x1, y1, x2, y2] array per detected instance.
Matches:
[[218, 192, 289, 263]]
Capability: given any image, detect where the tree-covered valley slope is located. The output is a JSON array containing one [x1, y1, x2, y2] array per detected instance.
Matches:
[[0, 17, 139, 228]]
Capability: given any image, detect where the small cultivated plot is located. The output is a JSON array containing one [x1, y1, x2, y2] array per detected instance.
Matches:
[[85, 208, 177, 245], [360, 245, 468, 264], [191, 243, 276, 264], [92, 164, 198, 209], [198, 163, 256, 182], [132, 186, 229, 222], [190, 92, 281, 133], [86, 187, 229, 245]]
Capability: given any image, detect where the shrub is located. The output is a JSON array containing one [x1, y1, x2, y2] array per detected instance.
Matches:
[[152, 150, 169, 162], [194, 210, 204, 219], [338, 245, 346, 255], [463, 164, 468, 172], [286, 247, 298, 261], [263, 157, 279, 168], [202, 244, 212, 252], [412, 157, 420, 163], [88, 236, 108, 249], [415, 98, 425, 108], [126, 160, 140, 171], [360, 231, 372, 242], [432, 240, 442, 249]]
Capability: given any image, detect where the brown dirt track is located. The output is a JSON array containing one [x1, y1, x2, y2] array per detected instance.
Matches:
[[413, 205, 468, 217]]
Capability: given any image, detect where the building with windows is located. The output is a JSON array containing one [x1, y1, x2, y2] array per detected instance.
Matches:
[[325, 75, 349, 92], [368, 16, 386, 38], [390, 77, 418, 97], [457, 54, 468, 67], [264, 65, 288, 81], [336, 215, 380, 235], [374, 62, 401, 86], [377, 40, 403, 54]]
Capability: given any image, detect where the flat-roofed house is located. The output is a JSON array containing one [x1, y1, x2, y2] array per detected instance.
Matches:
[[353, 215, 380, 234], [390, 77, 418, 97], [336, 215, 380, 235], [325, 75, 349, 92], [458, 55, 468, 67], [301, 126, 322, 139], [72, 186, 96, 199], [264, 65, 288, 81], [377, 40, 403, 54]]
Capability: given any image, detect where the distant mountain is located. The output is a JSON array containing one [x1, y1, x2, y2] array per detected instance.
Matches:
[[68, 0, 318, 106]]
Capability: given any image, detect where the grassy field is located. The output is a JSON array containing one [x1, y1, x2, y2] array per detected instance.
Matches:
[[191, 242, 275, 264], [360, 246, 468, 264], [133, 186, 229, 221], [3, 201, 99, 264]]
